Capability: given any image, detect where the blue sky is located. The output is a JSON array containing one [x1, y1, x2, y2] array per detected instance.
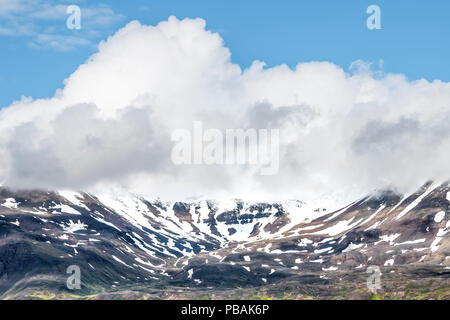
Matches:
[[0, 0, 449, 109]]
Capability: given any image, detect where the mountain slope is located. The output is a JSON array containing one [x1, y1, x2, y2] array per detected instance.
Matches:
[[0, 182, 449, 299]]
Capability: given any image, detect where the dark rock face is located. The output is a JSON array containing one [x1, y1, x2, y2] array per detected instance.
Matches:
[[0, 182, 449, 298], [172, 202, 192, 222]]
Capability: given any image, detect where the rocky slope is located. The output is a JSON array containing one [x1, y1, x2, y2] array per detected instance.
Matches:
[[0, 182, 449, 299]]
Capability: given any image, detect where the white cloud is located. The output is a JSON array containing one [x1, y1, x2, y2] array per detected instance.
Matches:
[[0, 0, 124, 50], [0, 0, 34, 17], [1, 16, 450, 201], [28, 33, 91, 51]]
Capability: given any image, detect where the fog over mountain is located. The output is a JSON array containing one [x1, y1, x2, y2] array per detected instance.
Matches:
[[1, 16, 450, 201]]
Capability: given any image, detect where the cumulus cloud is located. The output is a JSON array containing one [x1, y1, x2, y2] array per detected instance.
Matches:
[[3, 103, 172, 189], [1, 16, 450, 201]]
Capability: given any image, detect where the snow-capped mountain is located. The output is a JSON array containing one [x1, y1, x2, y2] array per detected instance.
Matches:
[[0, 182, 449, 299]]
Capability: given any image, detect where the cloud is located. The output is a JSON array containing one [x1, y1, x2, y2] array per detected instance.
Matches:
[[28, 33, 91, 51], [4, 103, 172, 189], [1, 16, 450, 202], [0, 0, 124, 51], [0, 0, 34, 17]]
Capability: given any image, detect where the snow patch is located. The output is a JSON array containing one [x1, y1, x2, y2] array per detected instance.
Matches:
[[312, 217, 363, 236], [62, 220, 87, 233], [59, 191, 89, 209], [1, 198, 18, 209], [375, 233, 400, 246], [322, 266, 338, 271], [342, 242, 364, 253], [434, 211, 445, 223], [384, 258, 394, 266], [394, 238, 426, 246], [112, 255, 131, 268], [396, 183, 440, 220]]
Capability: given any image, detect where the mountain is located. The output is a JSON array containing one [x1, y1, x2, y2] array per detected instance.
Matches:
[[0, 182, 449, 299]]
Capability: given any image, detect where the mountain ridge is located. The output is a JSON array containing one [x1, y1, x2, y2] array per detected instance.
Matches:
[[0, 181, 449, 299]]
